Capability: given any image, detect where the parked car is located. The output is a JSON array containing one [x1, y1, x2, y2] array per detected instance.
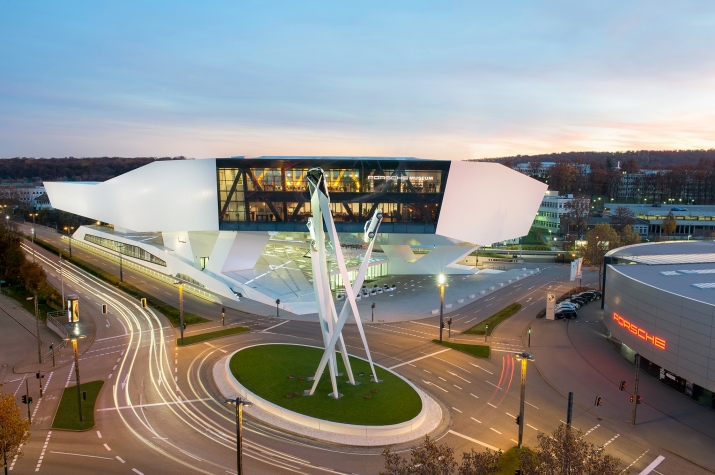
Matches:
[[580, 290, 601, 300], [556, 302, 579, 311], [570, 297, 588, 306], [556, 309, 578, 319]]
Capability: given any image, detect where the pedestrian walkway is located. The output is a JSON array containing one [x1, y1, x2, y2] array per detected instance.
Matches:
[[528, 304, 715, 472]]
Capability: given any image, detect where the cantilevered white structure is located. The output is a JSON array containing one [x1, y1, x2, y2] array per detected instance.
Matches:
[[44, 157, 547, 314]]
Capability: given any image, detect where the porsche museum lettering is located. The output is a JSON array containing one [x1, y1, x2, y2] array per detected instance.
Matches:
[[367, 175, 434, 181], [613, 313, 666, 350]]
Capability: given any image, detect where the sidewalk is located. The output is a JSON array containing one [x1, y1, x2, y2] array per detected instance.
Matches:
[[0, 293, 94, 376], [528, 304, 715, 472]]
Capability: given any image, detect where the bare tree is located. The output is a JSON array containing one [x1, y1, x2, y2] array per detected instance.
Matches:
[[610, 206, 636, 234], [518, 424, 621, 475], [563, 196, 590, 238], [1, 392, 30, 475], [381, 437, 456, 475], [458, 449, 501, 475]]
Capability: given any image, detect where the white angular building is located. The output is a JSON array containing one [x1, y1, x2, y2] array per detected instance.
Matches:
[[44, 157, 546, 314]]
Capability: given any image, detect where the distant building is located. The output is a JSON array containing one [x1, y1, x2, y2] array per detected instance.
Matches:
[[0, 183, 48, 208], [604, 203, 715, 239], [532, 191, 588, 233], [513, 162, 591, 177]]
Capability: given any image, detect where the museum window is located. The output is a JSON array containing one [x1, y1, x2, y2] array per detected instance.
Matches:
[[218, 168, 246, 222], [84, 234, 166, 266]]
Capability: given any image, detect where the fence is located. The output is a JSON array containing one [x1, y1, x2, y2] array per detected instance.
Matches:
[[60, 236, 219, 303], [44, 311, 69, 363]]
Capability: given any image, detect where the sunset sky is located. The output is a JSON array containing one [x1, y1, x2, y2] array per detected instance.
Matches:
[[2, 1, 715, 160]]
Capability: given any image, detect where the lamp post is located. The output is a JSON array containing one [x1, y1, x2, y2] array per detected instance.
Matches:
[[222, 306, 226, 326], [437, 274, 447, 342], [371, 302, 375, 322], [225, 397, 253, 475], [514, 352, 535, 449], [29, 212, 38, 262], [26, 295, 42, 364], [117, 243, 124, 282], [64, 329, 87, 421], [63, 226, 75, 258], [59, 255, 64, 304], [174, 281, 185, 344], [275, 298, 280, 318]]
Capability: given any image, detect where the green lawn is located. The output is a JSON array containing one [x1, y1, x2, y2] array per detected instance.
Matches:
[[230, 344, 422, 426], [178, 326, 251, 346], [432, 339, 490, 358], [52, 380, 104, 431], [463, 302, 522, 335]]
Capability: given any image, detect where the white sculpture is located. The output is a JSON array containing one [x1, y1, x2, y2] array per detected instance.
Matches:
[[305, 168, 381, 398]]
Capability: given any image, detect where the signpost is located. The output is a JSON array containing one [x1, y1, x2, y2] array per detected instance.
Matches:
[[546, 293, 556, 320]]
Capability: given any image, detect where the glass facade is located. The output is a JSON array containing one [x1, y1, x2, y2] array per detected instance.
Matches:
[[216, 157, 450, 233], [84, 234, 167, 266]]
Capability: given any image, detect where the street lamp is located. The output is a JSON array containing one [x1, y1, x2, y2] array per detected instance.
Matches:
[[225, 397, 253, 475], [29, 212, 38, 262], [437, 274, 448, 342], [63, 328, 87, 421], [514, 352, 535, 449], [117, 243, 124, 282], [371, 302, 375, 322], [63, 226, 75, 258], [173, 281, 185, 344], [26, 295, 42, 364]]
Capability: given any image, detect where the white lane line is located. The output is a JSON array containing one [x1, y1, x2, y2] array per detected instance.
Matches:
[[389, 349, 451, 369], [49, 451, 113, 460], [469, 393, 479, 399], [262, 320, 290, 332], [421, 379, 449, 393], [423, 369, 432, 374], [469, 363, 493, 374], [96, 431, 102, 438], [132, 469, 144, 475], [638, 455, 665, 475], [35, 431, 53, 471], [622, 449, 649, 473], [448, 371, 472, 384], [438, 376, 447, 382], [470, 417, 481, 423], [116, 456, 126, 463], [97, 398, 212, 411], [487, 402, 497, 408], [486, 381, 502, 389], [490, 428, 502, 434], [505, 412, 515, 418], [410, 321, 441, 329], [103, 443, 111, 451], [203, 341, 228, 353], [525, 401, 539, 409], [527, 423, 538, 431], [448, 430, 499, 451], [452, 407, 463, 413], [454, 385, 463, 390]]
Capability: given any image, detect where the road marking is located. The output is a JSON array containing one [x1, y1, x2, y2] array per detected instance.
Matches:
[[438, 376, 447, 382], [35, 431, 52, 471], [262, 320, 290, 332], [448, 371, 472, 383], [602, 433, 620, 447], [421, 379, 449, 392], [454, 385, 462, 390], [469, 363, 493, 374], [423, 369, 432, 374], [486, 381, 502, 389], [389, 349, 451, 369], [469, 393, 479, 399], [490, 428, 502, 434], [97, 398, 213, 411], [132, 469, 144, 475], [525, 401, 539, 409], [622, 449, 648, 473], [452, 407, 463, 413], [116, 456, 126, 463], [527, 423, 538, 430], [470, 417, 481, 423], [448, 430, 499, 451], [411, 321, 441, 329], [506, 412, 515, 418], [638, 455, 665, 475], [103, 443, 111, 451], [582, 424, 600, 437], [96, 431, 102, 438], [487, 402, 497, 408], [202, 341, 228, 353], [49, 451, 113, 460]]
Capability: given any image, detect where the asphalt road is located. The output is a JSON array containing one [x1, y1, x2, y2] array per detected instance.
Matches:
[[5, 224, 714, 474]]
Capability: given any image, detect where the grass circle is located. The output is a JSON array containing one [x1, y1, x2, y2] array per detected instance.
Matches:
[[230, 344, 422, 426]]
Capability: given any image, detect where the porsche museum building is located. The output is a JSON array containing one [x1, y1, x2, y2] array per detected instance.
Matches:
[[44, 156, 546, 314], [603, 240, 715, 409]]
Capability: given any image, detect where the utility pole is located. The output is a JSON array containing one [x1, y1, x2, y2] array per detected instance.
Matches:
[[72, 337, 83, 421], [275, 298, 280, 318], [174, 281, 185, 344], [27, 295, 41, 364], [566, 391, 573, 426], [632, 354, 641, 425], [528, 327, 531, 347], [118, 243, 124, 282], [30, 212, 37, 263], [222, 306, 226, 326], [37, 371, 44, 398], [437, 275, 446, 342], [60, 254, 64, 304], [485, 324, 488, 342], [226, 397, 253, 475], [371, 302, 375, 322], [515, 352, 534, 449]]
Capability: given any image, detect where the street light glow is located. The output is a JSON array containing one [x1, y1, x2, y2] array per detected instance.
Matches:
[[437, 274, 446, 285]]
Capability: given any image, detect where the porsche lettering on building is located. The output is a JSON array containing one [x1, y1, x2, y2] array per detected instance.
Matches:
[[613, 313, 666, 350]]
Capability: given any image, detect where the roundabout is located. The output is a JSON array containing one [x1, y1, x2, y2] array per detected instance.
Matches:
[[213, 343, 443, 446]]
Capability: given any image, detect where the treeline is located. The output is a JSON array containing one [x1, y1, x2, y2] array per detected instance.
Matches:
[[0, 157, 186, 182], [481, 149, 715, 170]]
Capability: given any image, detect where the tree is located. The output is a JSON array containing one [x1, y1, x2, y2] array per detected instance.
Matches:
[[620, 225, 641, 246], [563, 196, 590, 237], [519, 424, 621, 475], [382, 437, 501, 475], [458, 449, 501, 475], [581, 223, 620, 290], [661, 211, 677, 239], [610, 206, 636, 234], [548, 163, 579, 193], [0, 391, 30, 474]]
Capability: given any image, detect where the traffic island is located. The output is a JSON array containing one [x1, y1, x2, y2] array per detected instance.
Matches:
[[432, 340, 490, 358], [177, 326, 251, 346], [52, 380, 104, 431], [213, 343, 443, 445]]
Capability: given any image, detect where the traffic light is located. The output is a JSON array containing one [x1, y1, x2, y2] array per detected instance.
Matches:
[[83, 391, 87, 401], [22, 395, 27, 404], [440, 322, 445, 329], [630, 395, 634, 402], [141, 298, 147, 308], [28, 397, 32, 404], [637, 395, 642, 404], [595, 396, 602, 406], [102, 304, 108, 314], [619, 380, 627, 391], [515, 415, 520, 425], [36, 373, 40, 379], [183, 322, 187, 330], [49, 344, 53, 351], [515, 471, 522, 475]]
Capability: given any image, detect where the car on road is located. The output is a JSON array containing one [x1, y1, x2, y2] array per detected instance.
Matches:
[[652, 202, 662, 207], [671, 207, 688, 211]]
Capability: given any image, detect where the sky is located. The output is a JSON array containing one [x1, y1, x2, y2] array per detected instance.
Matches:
[[2, 1, 715, 160]]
